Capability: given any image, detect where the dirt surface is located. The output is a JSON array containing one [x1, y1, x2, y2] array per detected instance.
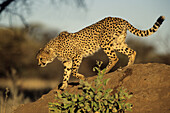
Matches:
[[14, 63, 170, 113]]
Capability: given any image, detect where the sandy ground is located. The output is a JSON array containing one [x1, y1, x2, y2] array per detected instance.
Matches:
[[14, 63, 170, 113]]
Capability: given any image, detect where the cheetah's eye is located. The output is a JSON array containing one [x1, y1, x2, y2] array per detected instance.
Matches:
[[40, 58, 43, 60]]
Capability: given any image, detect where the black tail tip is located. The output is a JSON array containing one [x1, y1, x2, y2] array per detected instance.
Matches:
[[157, 16, 165, 24]]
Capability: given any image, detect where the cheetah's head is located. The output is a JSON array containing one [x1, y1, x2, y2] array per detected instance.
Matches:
[[36, 48, 55, 67]]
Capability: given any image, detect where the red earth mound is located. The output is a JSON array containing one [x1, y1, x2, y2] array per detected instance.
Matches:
[[14, 63, 170, 113]]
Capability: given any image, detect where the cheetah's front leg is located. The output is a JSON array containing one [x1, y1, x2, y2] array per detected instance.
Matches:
[[72, 55, 85, 80], [60, 60, 72, 90]]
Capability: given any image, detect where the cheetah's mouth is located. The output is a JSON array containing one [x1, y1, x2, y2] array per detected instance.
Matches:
[[38, 62, 47, 67]]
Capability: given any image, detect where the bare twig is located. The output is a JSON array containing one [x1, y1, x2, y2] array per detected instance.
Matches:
[[0, 0, 88, 29], [4, 88, 9, 113], [0, 0, 15, 14], [6, 8, 29, 28]]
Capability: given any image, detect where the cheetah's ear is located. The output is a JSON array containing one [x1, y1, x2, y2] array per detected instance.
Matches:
[[46, 48, 54, 54], [37, 48, 42, 55], [60, 31, 70, 37]]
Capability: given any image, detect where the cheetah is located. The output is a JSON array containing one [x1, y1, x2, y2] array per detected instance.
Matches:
[[36, 16, 165, 89]]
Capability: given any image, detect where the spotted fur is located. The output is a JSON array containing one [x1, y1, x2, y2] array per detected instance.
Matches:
[[36, 16, 165, 89]]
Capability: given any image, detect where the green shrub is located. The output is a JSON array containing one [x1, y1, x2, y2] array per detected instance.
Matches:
[[48, 61, 133, 113]]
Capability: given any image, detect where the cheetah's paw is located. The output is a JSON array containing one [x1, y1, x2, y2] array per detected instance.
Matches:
[[60, 83, 68, 90]]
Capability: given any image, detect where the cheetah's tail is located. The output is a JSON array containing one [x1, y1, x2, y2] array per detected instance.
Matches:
[[127, 16, 165, 37]]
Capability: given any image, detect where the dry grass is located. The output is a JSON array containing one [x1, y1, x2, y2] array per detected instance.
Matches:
[[0, 68, 30, 113]]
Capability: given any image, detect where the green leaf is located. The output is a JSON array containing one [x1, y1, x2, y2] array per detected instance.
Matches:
[[70, 107, 75, 113], [106, 108, 109, 113], [57, 92, 62, 99], [48, 102, 54, 105], [89, 91, 94, 98], [119, 96, 125, 101], [101, 68, 106, 75], [77, 109, 82, 113], [98, 101, 102, 109], [62, 98, 69, 104], [49, 102, 61, 107], [108, 99, 115, 104], [94, 95, 98, 101], [94, 102, 98, 107], [125, 103, 133, 110], [96, 79, 101, 86], [94, 107, 98, 111], [112, 108, 117, 112], [103, 78, 110, 86], [97, 86, 103, 92], [127, 94, 133, 99], [97, 91, 102, 97], [87, 107, 91, 112], [85, 102, 91, 111], [78, 96, 84, 101], [72, 98, 77, 102], [103, 100, 108, 105], [104, 92, 109, 99], [115, 93, 118, 99], [93, 67, 96, 72], [63, 103, 71, 109], [91, 101, 94, 108], [105, 88, 113, 93], [79, 103, 84, 107]]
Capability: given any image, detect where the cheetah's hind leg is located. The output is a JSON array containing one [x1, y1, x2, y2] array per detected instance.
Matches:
[[114, 43, 136, 66]]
